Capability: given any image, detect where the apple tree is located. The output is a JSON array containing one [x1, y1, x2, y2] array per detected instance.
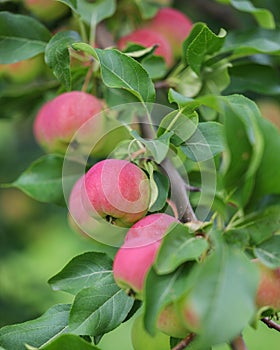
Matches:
[[0, 1, 280, 349]]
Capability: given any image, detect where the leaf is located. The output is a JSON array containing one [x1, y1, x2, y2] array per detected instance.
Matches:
[[226, 63, 280, 95], [0, 12, 51, 64], [183, 22, 226, 75], [141, 55, 166, 80], [182, 244, 258, 348], [149, 171, 169, 212], [157, 110, 198, 147], [130, 130, 172, 163], [0, 304, 70, 350], [248, 118, 280, 204], [95, 48, 156, 103], [45, 31, 81, 90], [143, 265, 192, 335], [49, 252, 113, 295], [39, 334, 100, 350], [222, 27, 280, 58], [254, 235, 280, 269], [182, 121, 225, 161], [59, 0, 116, 26], [154, 222, 209, 274], [69, 282, 134, 335], [168, 88, 199, 110], [216, 0, 275, 29], [3, 154, 81, 206], [226, 205, 280, 245], [134, 0, 159, 19]]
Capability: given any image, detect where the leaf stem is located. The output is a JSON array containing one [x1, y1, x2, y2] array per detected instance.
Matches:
[[171, 333, 196, 350], [261, 317, 280, 332], [230, 335, 248, 350]]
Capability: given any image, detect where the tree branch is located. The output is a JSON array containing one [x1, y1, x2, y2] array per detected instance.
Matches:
[[261, 317, 280, 332], [171, 333, 196, 350], [230, 335, 248, 350]]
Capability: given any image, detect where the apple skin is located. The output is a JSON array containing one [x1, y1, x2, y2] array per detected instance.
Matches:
[[24, 0, 68, 21], [83, 159, 151, 228], [147, 8, 193, 57], [254, 260, 280, 311], [118, 28, 173, 67], [68, 174, 128, 247], [33, 91, 104, 154], [113, 213, 178, 297], [131, 313, 170, 350], [3, 55, 44, 83]]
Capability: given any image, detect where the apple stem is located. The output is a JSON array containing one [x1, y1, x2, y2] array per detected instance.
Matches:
[[230, 335, 248, 350], [261, 317, 280, 332], [171, 333, 196, 350], [82, 66, 94, 93], [166, 198, 179, 219]]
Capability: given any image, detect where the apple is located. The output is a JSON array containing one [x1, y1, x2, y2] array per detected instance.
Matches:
[[24, 0, 69, 21], [68, 174, 128, 246], [146, 7, 193, 57], [83, 159, 151, 228], [33, 91, 104, 154], [118, 28, 173, 67], [113, 213, 178, 296], [131, 313, 170, 350], [3, 55, 44, 84], [254, 260, 280, 311]]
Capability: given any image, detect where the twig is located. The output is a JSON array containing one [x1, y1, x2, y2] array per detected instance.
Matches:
[[230, 335, 248, 350], [261, 317, 280, 332], [155, 80, 171, 89], [166, 198, 179, 219], [95, 22, 115, 48], [171, 333, 196, 350]]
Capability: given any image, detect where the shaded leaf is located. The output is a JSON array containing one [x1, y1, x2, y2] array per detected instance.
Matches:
[[39, 334, 100, 350], [254, 235, 280, 269], [0, 12, 51, 64]]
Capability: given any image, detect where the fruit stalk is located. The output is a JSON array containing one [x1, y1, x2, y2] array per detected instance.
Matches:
[[171, 333, 196, 350]]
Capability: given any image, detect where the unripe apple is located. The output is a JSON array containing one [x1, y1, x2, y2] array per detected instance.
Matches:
[[24, 0, 69, 21], [147, 8, 193, 57], [254, 260, 280, 311], [157, 302, 190, 338], [118, 28, 173, 67], [3, 55, 44, 83], [68, 175, 127, 249], [131, 313, 170, 350], [83, 159, 151, 228], [113, 213, 178, 296], [33, 91, 104, 154]]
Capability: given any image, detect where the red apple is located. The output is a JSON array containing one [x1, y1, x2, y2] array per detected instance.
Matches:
[[147, 7, 193, 57], [118, 28, 174, 67], [254, 260, 280, 311], [83, 159, 151, 228], [33, 91, 104, 154], [24, 0, 69, 21], [113, 213, 178, 296]]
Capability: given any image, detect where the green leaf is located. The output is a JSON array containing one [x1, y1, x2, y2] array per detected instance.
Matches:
[[3, 154, 81, 206], [168, 88, 199, 110], [181, 244, 258, 348], [249, 118, 280, 204], [221, 95, 264, 190], [134, 0, 159, 19], [59, 0, 116, 26], [149, 171, 169, 212], [130, 130, 172, 163], [223, 28, 280, 58], [183, 22, 226, 75], [45, 31, 81, 90], [0, 12, 51, 64], [95, 48, 155, 103], [216, 0, 275, 29], [39, 334, 100, 350], [49, 252, 113, 295], [226, 205, 280, 245], [141, 55, 167, 80], [154, 222, 209, 274], [182, 121, 225, 161], [157, 110, 198, 147], [144, 266, 192, 335], [226, 63, 280, 95], [254, 235, 280, 269], [69, 282, 134, 336], [0, 304, 70, 350]]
